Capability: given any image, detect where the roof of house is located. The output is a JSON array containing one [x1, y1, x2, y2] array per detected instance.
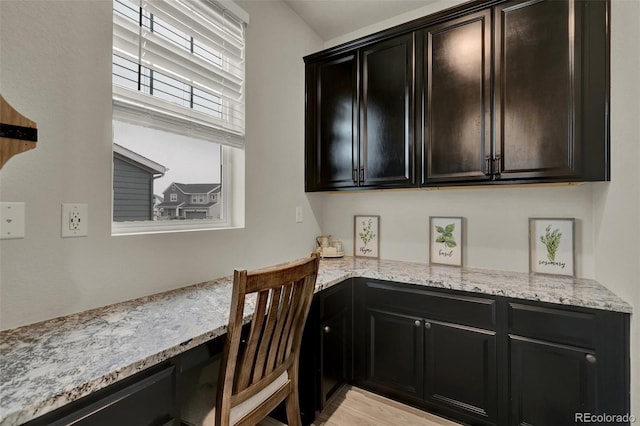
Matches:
[[113, 144, 168, 174], [164, 183, 221, 194]]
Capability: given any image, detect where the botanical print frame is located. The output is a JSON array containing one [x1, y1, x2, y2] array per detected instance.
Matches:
[[354, 215, 380, 258], [429, 217, 463, 267], [529, 218, 575, 277]]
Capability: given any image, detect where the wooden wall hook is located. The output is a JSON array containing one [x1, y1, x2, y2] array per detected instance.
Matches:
[[0, 95, 38, 170]]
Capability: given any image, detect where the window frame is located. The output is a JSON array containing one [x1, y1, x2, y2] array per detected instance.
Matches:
[[111, 0, 247, 236]]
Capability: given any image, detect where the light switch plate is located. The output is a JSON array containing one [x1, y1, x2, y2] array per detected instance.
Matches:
[[0, 202, 26, 240]]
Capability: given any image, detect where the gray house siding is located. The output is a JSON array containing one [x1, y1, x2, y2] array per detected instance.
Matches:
[[113, 157, 154, 221]]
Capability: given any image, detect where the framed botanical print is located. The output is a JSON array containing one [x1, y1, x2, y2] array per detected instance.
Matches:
[[354, 215, 379, 258], [429, 217, 463, 266], [529, 218, 575, 276]]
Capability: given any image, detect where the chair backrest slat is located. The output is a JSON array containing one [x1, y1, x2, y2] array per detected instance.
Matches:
[[250, 286, 283, 385], [264, 282, 293, 375], [236, 289, 269, 391]]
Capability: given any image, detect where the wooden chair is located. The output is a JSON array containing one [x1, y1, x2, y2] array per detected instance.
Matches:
[[214, 253, 320, 426]]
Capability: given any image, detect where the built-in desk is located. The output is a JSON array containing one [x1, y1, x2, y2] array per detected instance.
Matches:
[[0, 258, 631, 425]]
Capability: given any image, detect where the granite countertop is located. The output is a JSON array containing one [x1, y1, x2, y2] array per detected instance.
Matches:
[[0, 257, 631, 425]]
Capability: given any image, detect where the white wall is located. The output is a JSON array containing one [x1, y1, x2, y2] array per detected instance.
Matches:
[[0, 0, 323, 330], [321, 0, 640, 412]]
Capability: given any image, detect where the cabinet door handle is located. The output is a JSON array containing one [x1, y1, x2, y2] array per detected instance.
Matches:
[[352, 168, 358, 183], [359, 168, 365, 182], [424, 322, 431, 329], [485, 155, 493, 177], [585, 354, 597, 364], [414, 320, 421, 327], [323, 326, 331, 334], [494, 155, 502, 178]]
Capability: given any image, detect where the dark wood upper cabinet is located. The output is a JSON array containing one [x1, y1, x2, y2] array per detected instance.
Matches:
[[419, 10, 492, 184], [305, 34, 415, 190], [360, 34, 415, 187], [494, 0, 609, 182], [304, 0, 609, 191], [495, 0, 579, 180], [305, 53, 357, 191]]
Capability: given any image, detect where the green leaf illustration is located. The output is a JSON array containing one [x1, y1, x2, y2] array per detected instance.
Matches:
[[435, 222, 457, 251], [539, 225, 562, 262]]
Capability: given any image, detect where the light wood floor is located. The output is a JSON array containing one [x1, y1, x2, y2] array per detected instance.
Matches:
[[259, 386, 461, 426]]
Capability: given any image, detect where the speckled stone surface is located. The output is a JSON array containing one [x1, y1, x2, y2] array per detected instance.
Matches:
[[0, 257, 631, 425]]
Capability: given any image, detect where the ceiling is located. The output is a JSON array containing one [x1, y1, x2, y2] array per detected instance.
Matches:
[[282, 0, 439, 41]]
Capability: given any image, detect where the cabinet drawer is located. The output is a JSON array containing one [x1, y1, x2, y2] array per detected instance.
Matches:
[[363, 280, 496, 330], [508, 301, 597, 346]]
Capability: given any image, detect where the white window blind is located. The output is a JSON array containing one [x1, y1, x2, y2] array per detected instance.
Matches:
[[113, 0, 247, 148]]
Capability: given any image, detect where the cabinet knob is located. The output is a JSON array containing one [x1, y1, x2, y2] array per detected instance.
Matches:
[[323, 326, 331, 334], [414, 320, 421, 327], [424, 322, 432, 329], [585, 354, 597, 364]]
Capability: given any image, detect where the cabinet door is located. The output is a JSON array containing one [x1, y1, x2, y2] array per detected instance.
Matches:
[[318, 280, 352, 408], [306, 53, 358, 190], [320, 313, 349, 406], [424, 321, 497, 424], [364, 308, 424, 399], [509, 336, 597, 425], [494, 0, 580, 180], [360, 34, 415, 188], [420, 10, 492, 184]]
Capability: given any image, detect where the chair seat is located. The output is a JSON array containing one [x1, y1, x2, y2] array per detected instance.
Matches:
[[231, 371, 289, 425], [182, 360, 289, 426]]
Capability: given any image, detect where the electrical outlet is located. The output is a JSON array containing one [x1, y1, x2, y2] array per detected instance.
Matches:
[[0, 202, 26, 240], [295, 206, 303, 223], [61, 204, 88, 238], [69, 211, 81, 230]]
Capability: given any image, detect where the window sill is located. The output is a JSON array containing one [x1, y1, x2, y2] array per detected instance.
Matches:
[[112, 219, 242, 236]]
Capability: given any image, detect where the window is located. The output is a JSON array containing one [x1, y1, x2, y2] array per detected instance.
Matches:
[[112, 0, 248, 234]]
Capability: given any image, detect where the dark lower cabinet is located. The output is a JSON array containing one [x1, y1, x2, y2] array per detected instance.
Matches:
[[349, 279, 629, 426], [424, 321, 497, 423], [320, 311, 350, 405], [509, 336, 597, 425], [364, 308, 424, 399], [293, 280, 353, 425], [506, 299, 630, 425], [355, 279, 498, 424], [25, 365, 177, 426]]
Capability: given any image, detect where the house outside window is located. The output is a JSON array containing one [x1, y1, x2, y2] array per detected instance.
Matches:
[[111, 0, 248, 235]]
